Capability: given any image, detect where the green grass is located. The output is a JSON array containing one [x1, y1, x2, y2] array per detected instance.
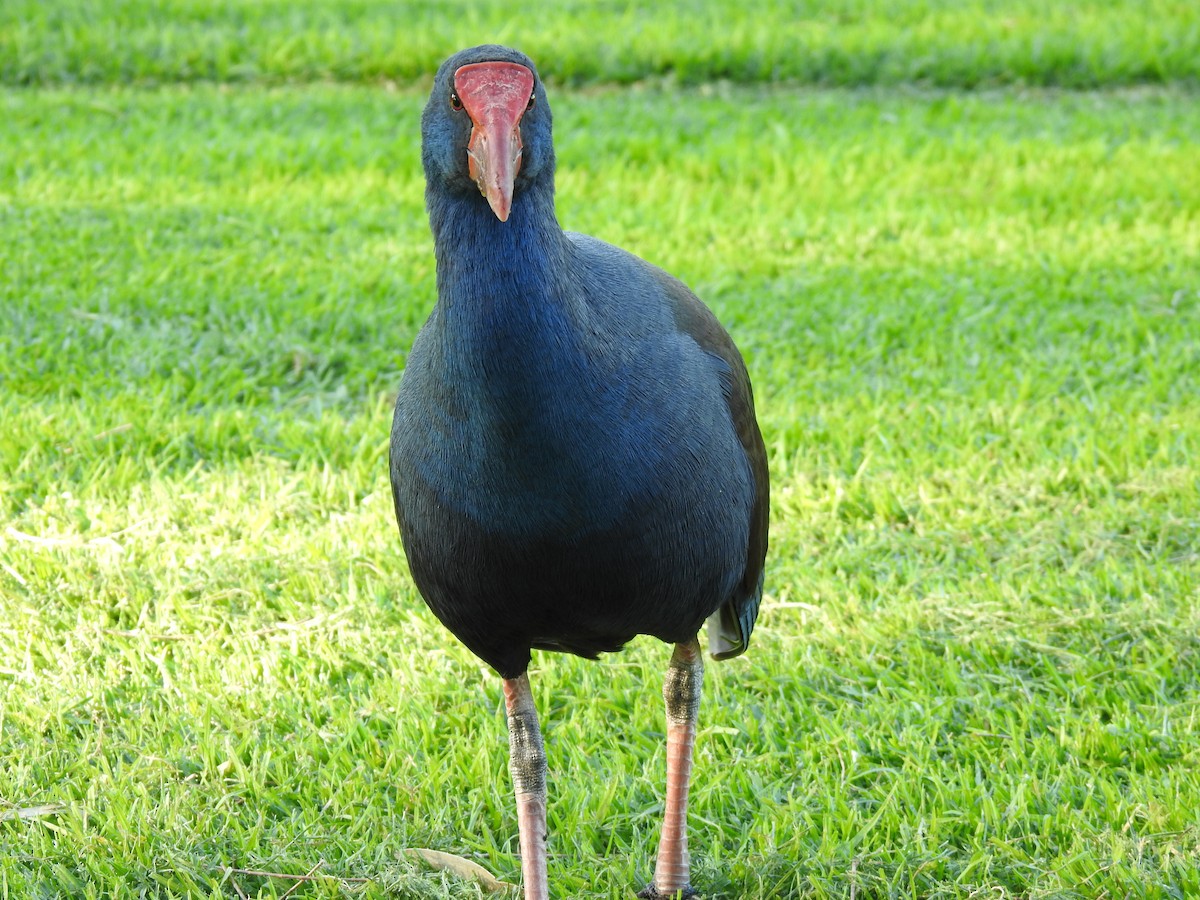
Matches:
[[3, 6, 1200, 897], [2, 0, 1199, 88]]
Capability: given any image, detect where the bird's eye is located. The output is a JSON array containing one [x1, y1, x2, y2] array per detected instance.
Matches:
[[450, 92, 463, 111], [527, 92, 536, 111]]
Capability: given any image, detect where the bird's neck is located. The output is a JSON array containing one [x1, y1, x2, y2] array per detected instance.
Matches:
[[429, 181, 583, 374]]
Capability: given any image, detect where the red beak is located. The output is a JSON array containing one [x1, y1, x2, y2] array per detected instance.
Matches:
[[453, 62, 535, 222]]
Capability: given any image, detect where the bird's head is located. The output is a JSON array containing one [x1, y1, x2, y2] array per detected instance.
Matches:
[[422, 45, 553, 223]]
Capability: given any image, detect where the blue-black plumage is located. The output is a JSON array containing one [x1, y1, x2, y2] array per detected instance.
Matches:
[[389, 45, 769, 899]]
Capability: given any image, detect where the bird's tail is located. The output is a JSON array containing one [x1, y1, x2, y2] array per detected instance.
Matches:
[[706, 570, 763, 661]]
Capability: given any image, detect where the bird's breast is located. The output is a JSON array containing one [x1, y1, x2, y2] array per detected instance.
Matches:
[[395, 353, 744, 548]]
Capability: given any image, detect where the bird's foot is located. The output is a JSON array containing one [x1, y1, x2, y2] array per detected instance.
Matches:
[[637, 884, 698, 899]]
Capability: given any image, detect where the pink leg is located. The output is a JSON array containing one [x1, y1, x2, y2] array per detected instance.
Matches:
[[642, 639, 703, 899], [503, 674, 549, 900]]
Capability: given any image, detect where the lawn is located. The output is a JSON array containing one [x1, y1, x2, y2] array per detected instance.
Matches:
[[3, 0, 1199, 88], [2, 4, 1200, 899]]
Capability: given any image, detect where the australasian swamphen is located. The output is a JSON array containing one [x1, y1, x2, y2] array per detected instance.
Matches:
[[389, 45, 769, 899]]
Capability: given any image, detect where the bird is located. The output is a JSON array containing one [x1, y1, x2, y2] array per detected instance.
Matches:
[[389, 45, 769, 899]]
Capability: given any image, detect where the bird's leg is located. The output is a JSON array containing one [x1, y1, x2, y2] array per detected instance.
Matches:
[[503, 673, 549, 900], [641, 639, 704, 900]]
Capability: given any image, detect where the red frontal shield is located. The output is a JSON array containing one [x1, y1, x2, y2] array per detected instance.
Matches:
[[453, 62, 535, 222]]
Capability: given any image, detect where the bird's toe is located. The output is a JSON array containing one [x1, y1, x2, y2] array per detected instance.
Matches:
[[637, 884, 698, 899]]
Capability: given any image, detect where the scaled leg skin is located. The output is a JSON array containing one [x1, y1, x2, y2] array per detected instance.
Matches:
[[504, 674, 549, 900], [640, 639, 704, 899]]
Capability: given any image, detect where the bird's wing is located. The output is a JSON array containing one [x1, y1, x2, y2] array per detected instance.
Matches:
[[651, 268, 770, 660]]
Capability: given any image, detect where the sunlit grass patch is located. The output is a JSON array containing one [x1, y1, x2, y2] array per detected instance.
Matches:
[[1, 81, 1198, 898]]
